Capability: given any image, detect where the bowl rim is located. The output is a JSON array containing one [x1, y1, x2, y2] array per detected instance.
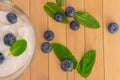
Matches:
[[0, 0, 37, 79]]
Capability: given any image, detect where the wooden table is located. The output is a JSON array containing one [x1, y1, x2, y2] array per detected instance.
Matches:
[[9, 0, 120, 80]]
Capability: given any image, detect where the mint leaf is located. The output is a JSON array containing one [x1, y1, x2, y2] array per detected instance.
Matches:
[[56, 0, 64, 7], [74, 11, 100, 29], [44, 2, 69, 24], [9, 39, 27, 56], [77, 50, 96, 78], [52, 43, 77, 69]]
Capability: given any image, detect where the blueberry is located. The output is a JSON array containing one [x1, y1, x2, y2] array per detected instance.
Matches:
[[41, 42, 52, 53], [4, 33, 16, 46], [65, 7, 75, 17], [54, 12, 64, 22], [108, 22, 119, 34], [44, 30, 54, 41], [70, 20, 80, 30], [61, 59, 73, 72], [7, 12, 17, 24], [0, 53, 5, 64]]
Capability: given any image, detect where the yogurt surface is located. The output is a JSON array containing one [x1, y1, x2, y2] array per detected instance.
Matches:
[[0, 11, 35, 77]]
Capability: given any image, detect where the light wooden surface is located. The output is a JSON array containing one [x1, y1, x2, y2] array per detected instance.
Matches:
[[9, 0, 120, 80]]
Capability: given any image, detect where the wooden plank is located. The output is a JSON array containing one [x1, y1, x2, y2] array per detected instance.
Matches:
[[30, 0, 49, 80], [65, 0, 75, 80], [103, 0, 120, 80], [11, 0, 31, 80], [65, 0, 85, 80], [84, 0, 104, 80], [73, 0, 85, 80], [48, 0, 67, 80]]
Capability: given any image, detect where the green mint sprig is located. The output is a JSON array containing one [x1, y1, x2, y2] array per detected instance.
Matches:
[[44, 0, 100, 29], [52, 43, 96, 78], [8, 39, 27, 56]]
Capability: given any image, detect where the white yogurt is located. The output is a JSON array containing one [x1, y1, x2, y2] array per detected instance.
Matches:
[[0, 11, 35, 77]]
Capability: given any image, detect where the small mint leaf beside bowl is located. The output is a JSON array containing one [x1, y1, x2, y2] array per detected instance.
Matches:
[[8, 39, 27, 56], [44, 2, 69, 24], [74, 11, 100, 29], [52, 43, 78, 69]]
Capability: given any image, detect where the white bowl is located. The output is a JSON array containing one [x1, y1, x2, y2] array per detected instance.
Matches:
[[0, 0, 36, 80]]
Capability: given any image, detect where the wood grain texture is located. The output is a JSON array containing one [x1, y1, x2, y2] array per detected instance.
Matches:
[[10, 0, 120, 80], [84, 0, 104, 80], [85, 0, 104, 80], [103, 0, 120, 80], [30, 0, 49, 80]]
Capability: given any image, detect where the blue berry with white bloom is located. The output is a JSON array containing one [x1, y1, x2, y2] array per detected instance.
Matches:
[[70, 20, 80, 30], [65, 7, 75, 17], [44, 30, 54, 41], [54, 12, 64, 22], [61, 59, 73, 72], [41, 42, 52, 53], [108, 22, 119, 34], [4, 33, 16, 46], [7, 12, 17, 24]]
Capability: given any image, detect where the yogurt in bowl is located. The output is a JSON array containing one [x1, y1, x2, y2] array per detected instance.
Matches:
[[0, 0, 36, 80]]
